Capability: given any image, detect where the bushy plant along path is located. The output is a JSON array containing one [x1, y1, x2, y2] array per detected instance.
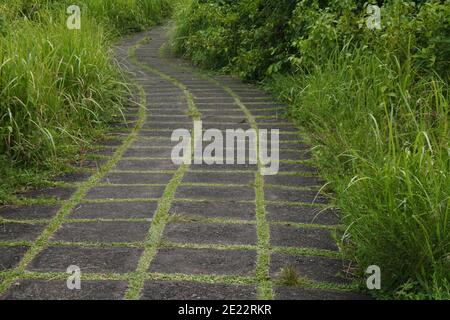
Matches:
[[0, 25, 368, 300]]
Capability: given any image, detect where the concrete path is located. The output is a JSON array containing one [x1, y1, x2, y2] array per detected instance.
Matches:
[[0, 26, 365, 300]]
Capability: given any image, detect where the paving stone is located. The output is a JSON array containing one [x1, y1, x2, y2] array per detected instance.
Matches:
[[270, 253, 351, 284], [95, 139, 124, 147], [151, 115, 191, 122], [145, 107, 188, 114], [277, 133, 304, 142], [265, 175, 323, 187], [254, 117, 290, 124], [147, 97, 185, 103], [74, 158, 108, 170], [0, 246, 28, 271], [147, 92, 184, 97], [234, 92, 271, 98], [115, 159, 179, 171], [141, 122, 191, 130], [250, 109, 286, 117], [278, 162, 318, 173], [17, 187, 76, 201], [202, 116, 247, 123], [270, 225, 338, 251], [1, 280, 128, 300], [198, 104, 241, 110], [273, 286, 370, 300], [192, 92, 231, 98], [194, 98, 235, 104], [131, 139, 174, 147], [85, 185, 165, 200], [240, 97, 277, 103], [51, 221, 150, 243], [190, 163, 256, 171], [71, 201, 157, 219], [182, 172, 254, 185], [266, 204, 339, 225], [176, 186, 255, 201], [28, 246, 143, 273], [196, 153, 259, 164], [123, 148, 173, 158], [101, 172, 172, 185], [265, 188, 328, 204], [0, 223, 46, 241], [244, 104, 286, 110], [148, 111, 188, 118], [278, 149, 312, 161], [201, 110, 245, 117], [138, 130, 178, 138], [201, 123, 252, 130], [141, 281, 257, 300], [169, 201, 255, 220], [163, 222, 257, 245], [196, 103, 238, 109], [258, 124, 298, 132], [0, 205, 60, 220], [52, 172, 92, 183], [149, 248, 256, 276], [201, 120, 250, 126]]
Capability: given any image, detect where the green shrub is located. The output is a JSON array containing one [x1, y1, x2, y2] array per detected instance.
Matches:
[[173, 0, 450, 81]]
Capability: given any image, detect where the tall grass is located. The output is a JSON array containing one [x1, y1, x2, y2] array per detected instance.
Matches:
[[0, 14, 125, 163], [0, 0, 172, 201], [269, 47, 450, 299], [81, 0, 172, 35]]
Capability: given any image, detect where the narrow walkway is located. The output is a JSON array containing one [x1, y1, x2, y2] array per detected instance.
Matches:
[[0, 26, 365, 300]]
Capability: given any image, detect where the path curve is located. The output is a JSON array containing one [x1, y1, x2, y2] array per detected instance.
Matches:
[[0, 25, 367, 300]]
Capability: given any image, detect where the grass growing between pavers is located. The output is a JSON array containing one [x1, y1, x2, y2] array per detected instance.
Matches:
[[128, 31, 276, 299], [0, 219, 51, 225], [124, 164, 189, 299], [157, 42, 356, 298], [274, 270, 357, 292], [0, 79, 147, 296], [169, 63, 275, 299], [129, 37, 201, 122], [124, 34, 202, 299], [254, 171, 273, 299]]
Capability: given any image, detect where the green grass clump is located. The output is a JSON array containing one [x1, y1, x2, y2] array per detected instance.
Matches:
[[277, 266, 307, 287], [0, 0, 173, 202]]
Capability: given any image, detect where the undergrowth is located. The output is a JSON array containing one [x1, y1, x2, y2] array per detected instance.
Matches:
[[0, 0, 173, 202]]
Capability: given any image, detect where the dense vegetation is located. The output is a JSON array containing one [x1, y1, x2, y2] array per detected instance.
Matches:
[[0, 0, 172, 201], [172, 0, 450, 299]]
